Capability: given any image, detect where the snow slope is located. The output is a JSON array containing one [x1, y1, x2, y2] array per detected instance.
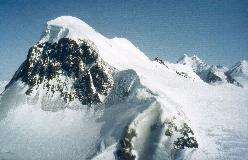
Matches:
[[0, 80, 7, 93], [227, 60, 248, 86], [177, 54, 210, 73], [0, 16, 247, 160], [40, 16, 151, 72], [148, 73, 248, 159], [228, 60, 248, 78]]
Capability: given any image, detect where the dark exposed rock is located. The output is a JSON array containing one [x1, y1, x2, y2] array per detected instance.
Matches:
[[176, 71, 190, 79], [116, 127, 137, 160], [225, 72, 243, 87], [6, 38, 114, 106], [204, 69, 242, 87], [174, 137, 198, 149], [154, 57, 169, 69], [174, 123, 198, 149], [205, 71, 222, 83], [163, 119, 198, 150], [154, 57, 165, 65]]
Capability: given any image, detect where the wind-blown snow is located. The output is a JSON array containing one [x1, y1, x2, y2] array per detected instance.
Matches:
[[40, 16, 98, 43], [0, 16, 248, 160]]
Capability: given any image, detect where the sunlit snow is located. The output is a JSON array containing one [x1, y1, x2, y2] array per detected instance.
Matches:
[[0, 16, 247, 160]]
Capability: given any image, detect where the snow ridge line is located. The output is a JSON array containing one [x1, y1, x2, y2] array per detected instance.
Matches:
[[116, 96, 198, 160]]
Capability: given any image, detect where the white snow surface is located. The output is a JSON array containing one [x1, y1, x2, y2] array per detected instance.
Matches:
[[228, 60, 248, 85], [208, 65, 228, 82], [0, 80, 7, 93], [0, 16, 248, 160], [229, 60, 248, 77], [177, 54, 210, 73], [153, 60, 204, 82], [40, 16, 150, 72]]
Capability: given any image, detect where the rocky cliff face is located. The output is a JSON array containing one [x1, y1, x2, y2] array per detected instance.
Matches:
[[6, 38, 114, 106]]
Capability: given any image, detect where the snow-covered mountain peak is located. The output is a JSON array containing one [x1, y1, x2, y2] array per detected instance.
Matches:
[[39, 16, 150, 72], [47, 16, 94, 32], [40, 16, 102, 43], [5, 16, 153, 110], [228, 60, 248, 80], [5, 37, 115, 109], [175, 54, 245, 86], [241, 59, 248, 66], [177, 54, 189, 63], [231, 60, 248, 73], [239, 59, 248, 65], [191, 54, 201, 60], [184, 54, 203, 67], [178, 54, 204, 65], [177, 54, 210, 72]]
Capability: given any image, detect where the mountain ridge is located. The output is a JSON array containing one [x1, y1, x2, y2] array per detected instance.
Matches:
[[173, 54, 245, 86], [0, 16, 247, 160], [0, 16, 200, 159]]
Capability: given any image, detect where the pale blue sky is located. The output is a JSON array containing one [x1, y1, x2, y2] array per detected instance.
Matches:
[[0, 0, 247, 80]]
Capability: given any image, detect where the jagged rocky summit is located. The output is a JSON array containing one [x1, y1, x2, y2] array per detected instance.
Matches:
[[226, 60, 248, 85], [6, 38, 114, 107], [3, 16, 154, 110], [154, 54, 246, 87]]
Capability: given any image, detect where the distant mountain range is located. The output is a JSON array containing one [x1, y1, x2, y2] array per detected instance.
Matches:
[[155, 54, 247, 87]]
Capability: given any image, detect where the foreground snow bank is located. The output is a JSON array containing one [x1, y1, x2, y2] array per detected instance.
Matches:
[[0, 103, 103, 160]]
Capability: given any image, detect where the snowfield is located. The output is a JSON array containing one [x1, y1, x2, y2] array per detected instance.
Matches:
[[0, 16, 247, 160]]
